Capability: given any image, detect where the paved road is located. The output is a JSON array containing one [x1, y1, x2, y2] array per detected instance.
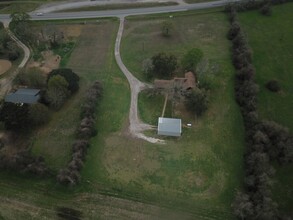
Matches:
[[0, 0, 235, 22]]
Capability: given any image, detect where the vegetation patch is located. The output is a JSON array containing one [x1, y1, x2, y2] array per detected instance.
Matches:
[[237, 3, 293, 215]]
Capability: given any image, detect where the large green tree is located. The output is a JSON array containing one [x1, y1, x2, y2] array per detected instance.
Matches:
[[48, 68, 80, 93], [181, 48, 203, 72], [47, 75, 70, 110], [185, 88, 208, 117], [151, 52, 177, 79], [0, 102, 30, 131]]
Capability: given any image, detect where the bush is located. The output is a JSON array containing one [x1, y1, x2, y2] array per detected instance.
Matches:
[[260, 3, 272, 16], [48, 68, 80, 93], [265, 80, 281, 92], [185, 88, 208, 117]]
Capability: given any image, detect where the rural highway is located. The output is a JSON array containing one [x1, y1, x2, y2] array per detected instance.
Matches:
[[0, 0, 236, 22]]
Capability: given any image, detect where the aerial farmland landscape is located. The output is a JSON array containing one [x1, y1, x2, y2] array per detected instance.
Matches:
[[0, 0, 292, 219]]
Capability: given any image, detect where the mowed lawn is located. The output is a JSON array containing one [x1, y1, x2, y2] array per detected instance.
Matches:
[[82, 10, 244, 219], [239, 4, 293, 213]]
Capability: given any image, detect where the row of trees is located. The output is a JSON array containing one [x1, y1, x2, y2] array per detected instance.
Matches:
[[0, 150, 49, 176], [225, 0, 293, 16], [57, 81, 103, 186], [227, 7, 293, 219], [143, 48, 203, 80]]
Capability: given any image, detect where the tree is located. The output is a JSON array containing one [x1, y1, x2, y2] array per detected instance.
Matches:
[[181, 48, 203, 72], [185, 88, 208, 117], [10, 12, 34, 45], [28, 103, 50, 126], [151, 52, 177, 79], [0, 102, 30, 131], [47, 75, 70, 110], [10, 12, 31, 24], [16, 67, 46, 89], [260, 3, 272, 16], [161, 21, 173, 37], [265, 80, 280, 92], [232, 191, 254, 220], [48, 68, 80, 93]]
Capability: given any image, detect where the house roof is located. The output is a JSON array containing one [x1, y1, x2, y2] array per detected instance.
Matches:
[[5, 88, 40, 104], [158, 117, 182, 137]]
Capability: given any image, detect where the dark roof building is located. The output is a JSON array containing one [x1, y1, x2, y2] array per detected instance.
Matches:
[[157, 117, 182, 137], [5, 88, 40, 104]]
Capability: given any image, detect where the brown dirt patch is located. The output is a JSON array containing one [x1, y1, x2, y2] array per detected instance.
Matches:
[[0, 59, 12, 75], [27, 50, 60, 74]]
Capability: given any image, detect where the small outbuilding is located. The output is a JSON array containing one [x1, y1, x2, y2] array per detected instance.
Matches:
[[5, 88, 40, 104], [157, 117, 182, 137]]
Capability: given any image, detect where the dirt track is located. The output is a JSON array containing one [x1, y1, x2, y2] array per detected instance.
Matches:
[[115, 17, 164, 144]]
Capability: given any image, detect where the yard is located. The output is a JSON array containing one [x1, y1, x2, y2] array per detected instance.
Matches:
[[239, 4, 293, 214], [82, 9, 245, 218]]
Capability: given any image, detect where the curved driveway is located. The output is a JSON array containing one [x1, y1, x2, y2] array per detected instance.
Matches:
[[115, 17, 163, 143]]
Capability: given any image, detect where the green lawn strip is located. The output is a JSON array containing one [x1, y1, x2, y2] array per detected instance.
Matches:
[[81, 11, 245, 218], [61, 2, 178, 12], [238, 3, 293, 214], [184, 0, 217, 3]]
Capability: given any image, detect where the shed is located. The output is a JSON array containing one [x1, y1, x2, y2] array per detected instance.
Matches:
[[5, 88, 40, 104], [157, 117, 182, 137]]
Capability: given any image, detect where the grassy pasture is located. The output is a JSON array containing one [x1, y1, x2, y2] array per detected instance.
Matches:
[[81, 10, 245, 218], [238, 3, 293, 213]]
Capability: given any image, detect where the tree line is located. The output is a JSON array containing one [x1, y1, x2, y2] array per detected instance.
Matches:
[[57, 81, 103, 186], [226, 6, 293, 220]]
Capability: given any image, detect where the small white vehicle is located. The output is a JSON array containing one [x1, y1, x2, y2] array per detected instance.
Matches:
[[36, 12, 43, 16]]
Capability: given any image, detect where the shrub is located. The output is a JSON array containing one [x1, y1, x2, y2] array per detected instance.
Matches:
[[265, 80, 280, 92], [185, 88, 208, 117], [28, 103, 50, 126], [260, 3, 272, 16], [48, 68, 80, 93]]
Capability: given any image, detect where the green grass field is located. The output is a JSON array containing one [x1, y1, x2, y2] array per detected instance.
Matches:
[[1, 9, 246, 219], [239, 3, 293, 214]]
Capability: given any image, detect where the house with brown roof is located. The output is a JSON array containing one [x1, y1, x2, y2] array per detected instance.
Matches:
[[154, 71, 196, 92]]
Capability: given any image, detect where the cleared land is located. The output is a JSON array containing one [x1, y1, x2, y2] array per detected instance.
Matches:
[[0, 60, 12, 75], [239, 3, 293, 214]]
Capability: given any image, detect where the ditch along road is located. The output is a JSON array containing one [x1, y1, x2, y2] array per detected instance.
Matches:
[[0, 0, 236, 142]]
